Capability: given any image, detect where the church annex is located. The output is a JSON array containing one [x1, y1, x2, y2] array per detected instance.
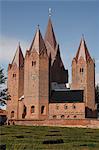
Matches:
[[7, 17, 96, 125]]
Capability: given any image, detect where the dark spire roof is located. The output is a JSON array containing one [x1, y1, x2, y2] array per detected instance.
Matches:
[[12, 43, 24, 67], [44, 18, 57, 50], [29, 26, 47, 55], [52, 44, 65, 70], [75, 37, 92, 62]]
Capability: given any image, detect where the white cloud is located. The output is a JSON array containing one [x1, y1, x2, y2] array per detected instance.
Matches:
[[96, 59, 99, 63], [0, 36, 29, 64], [96, 73, 99, 84]]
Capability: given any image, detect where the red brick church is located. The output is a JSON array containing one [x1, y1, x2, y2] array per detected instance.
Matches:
[[7, 17, 96, 125]]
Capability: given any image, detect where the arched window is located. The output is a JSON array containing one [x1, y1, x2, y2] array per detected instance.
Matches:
[[74, 115, 77, 118], [32, 61, 36, 66], [13, 74, 16, 77], [67, 115, 69, 118], [64, 105, 68, 109], [11, 111, 14, 118], [22, 105, 27, 118], [80, 68, 84, 73], [73, 104, 76, 109], [31, 106, 35, 113], [53, 115, 57, 119], [61, 115, 65, 119], [41, 106, 45, 114]]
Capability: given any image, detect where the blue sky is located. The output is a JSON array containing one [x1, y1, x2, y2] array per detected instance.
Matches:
[[0, 0, 99, 83]]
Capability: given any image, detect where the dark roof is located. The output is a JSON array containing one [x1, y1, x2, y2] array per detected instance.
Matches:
[[51, 45, 68, 83], [50, 90, 84, 103]]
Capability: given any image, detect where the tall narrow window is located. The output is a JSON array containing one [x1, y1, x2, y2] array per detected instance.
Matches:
[[31, 106, 35, 113], [80, 68, 84, 73], [82, 68, 84, 73], [41, 106, 45, 114], [22, 105, 27, 118], [11, 111, 14, 118], [13, 74, 16, 77], [32, 61, 36, 66]]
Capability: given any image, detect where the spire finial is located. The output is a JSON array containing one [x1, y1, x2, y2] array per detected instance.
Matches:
[[18, 41, 20, 47], [82, 34, 84, 40], [49, 8, 52, 17], [37, 24, 40, 30]]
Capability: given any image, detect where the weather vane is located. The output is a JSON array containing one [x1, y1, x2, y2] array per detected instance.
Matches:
[[49, 8, 52, 17]]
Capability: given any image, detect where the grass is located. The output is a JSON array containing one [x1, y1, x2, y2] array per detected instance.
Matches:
[[0, 125, 99, 150]]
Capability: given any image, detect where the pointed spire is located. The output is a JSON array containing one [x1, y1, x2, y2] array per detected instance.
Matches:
[[55, 44, 65, 69], [12, 43, 24, 67], [29, 26, 47, 55], [45, 18, 57, 50], [75, 37, 92, 62]]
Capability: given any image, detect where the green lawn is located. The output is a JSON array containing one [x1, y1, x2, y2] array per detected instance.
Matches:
[[0, 125, 99, 150]]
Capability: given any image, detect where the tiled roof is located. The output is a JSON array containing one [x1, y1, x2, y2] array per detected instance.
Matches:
[[12, 43, 24, 67], [45, 18, 57, 50], [76, 38, 92, 62], [29, 27, 47, 55]]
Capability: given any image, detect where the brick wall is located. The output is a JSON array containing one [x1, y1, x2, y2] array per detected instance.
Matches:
[[71, 57, 95, 116], [49, 103, 85, 119], [8, 119, 99, 128], [23, 51, 49, 120]]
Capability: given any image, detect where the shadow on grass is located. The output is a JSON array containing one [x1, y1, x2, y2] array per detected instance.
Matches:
[[43, 139, 64, 144], [80, 143, 95, 147], [45, 134, 62, 136]]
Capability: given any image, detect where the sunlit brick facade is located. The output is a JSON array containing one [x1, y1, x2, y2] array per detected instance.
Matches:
[[7, 18, 96, 124]]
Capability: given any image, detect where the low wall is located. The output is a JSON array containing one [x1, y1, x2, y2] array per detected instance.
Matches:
[[8, 119, 99, 128]]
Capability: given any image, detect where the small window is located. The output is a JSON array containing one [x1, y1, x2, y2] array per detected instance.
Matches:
[[67, 115, 69, 118], [73, 105, 76, 109], [31, 106, 35, 113], [61, 115, 65, 119], [64, 105, 68, 109], [74, 115, 77, 118], [41, 106, 45, 114], [80, 68, 84, 73], [32, 61, 36, 66], [56, 105, 59, 110], [53, 115, 56, 119], [13, 74, 16, 77], [11, 111, 14, 118]]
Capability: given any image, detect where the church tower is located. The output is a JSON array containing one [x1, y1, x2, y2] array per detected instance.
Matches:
[[71, 37, 95, 117], [24, 26, 49, 120], [44, 18, 68, 88], [7, 43, 24, 120]]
